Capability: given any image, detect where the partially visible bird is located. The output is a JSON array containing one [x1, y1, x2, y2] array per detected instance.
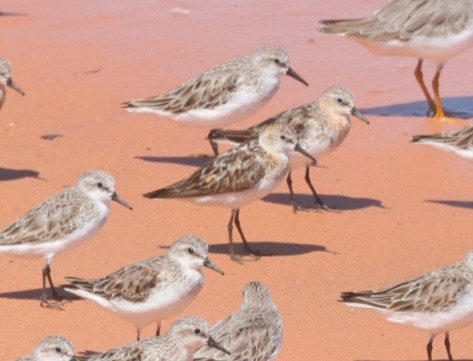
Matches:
[[0, 57, 25, 111], [15, 336, 78, 361]]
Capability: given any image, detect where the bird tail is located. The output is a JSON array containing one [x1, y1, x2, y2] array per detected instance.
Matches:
[[207, 128, 256, 144]]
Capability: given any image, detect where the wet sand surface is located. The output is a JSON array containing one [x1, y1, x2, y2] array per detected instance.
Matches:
[[1, 0, 473, 359]]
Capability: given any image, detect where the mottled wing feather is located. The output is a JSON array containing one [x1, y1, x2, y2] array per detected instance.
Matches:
[[125, 61, 243, 112], [320, 0, 473, 41], [0, 189, 90, 245], [412, 125, 473, 149], [66, 259, 162, 303], [89, 344, 143, 361], [341, 268, 468, 313], [148, 144, 266, 198], [194, 313, 279, 361]]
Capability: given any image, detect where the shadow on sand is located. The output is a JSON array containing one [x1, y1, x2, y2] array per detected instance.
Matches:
[[0, 287, 81, 301], [426, 199, 473, 210], [361, 96, 473, 119], [263, 193, 385, 211], [0, 167, 42, 181], [135, 155, 210, 168]]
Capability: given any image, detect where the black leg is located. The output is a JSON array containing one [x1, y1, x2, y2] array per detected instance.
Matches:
[[304, 166, 339, 212], [136, 328, 141, 341], [286, 172, 301, 213], [427, 335, 434, 361], [444, 332, 453, 361], [155, 322, 161, 337], [234, 209, 260, 260], [227, 210, 239, 262]]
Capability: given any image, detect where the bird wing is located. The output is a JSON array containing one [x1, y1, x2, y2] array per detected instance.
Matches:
[[143, 143, 266, 198], [123, 61, 243, 112], [66, 258, 165, 303], [412, 124, 473, 149], [320, 0, 472, 41], [0, 189, 92, 246], [341, 266, 468, 313], [89, 344, 144, 361]]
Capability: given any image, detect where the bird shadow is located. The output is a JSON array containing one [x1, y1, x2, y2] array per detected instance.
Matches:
[[426, 199, 473, 210], [262, 193, 385, 211], [208, 242, 337, 257], [0, 167, 43, 181], [0, 287, 81, 301], [135, 155, 211, 168], [361, 96, 473, 119], [0, 10, 28, 17]]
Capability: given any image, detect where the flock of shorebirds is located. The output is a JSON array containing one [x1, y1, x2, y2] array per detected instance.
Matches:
[[3, 0, 473, 360]]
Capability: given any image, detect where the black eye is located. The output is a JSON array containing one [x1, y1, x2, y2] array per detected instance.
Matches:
[[97, 182, 103, 188], [274, 58, 281, 65], [280, 135, 286, 140], [194, 328, 201, 335], [55, 347, 62, 353], [337, 98, 343, 104], [187, 248, 194, 254]]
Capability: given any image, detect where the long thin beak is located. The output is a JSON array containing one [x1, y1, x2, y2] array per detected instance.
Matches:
[[203, 257, 225, 275], [7, 77, 25, 96], [207, 336, 231, 355], [351, 107, 369, 124], [294, 143, 316, 163], [286, 66, 309, 86], [112, 192, 133, 210]]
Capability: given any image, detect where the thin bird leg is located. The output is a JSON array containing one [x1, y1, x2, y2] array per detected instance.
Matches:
[[40, 262, 63, 310], [227, 210, 239, 262], [136, 328, 141, 341], [304, 165, 339, 212], [414, 58, 436, 114], [155, 321, 161, 337], [432, 63, 446, 120], [208, 131, 220, 156], [286, 171, 303, 213], [444, 332, 453, 361], [234, 209, 261, 260], [427, 335, 435, 361]]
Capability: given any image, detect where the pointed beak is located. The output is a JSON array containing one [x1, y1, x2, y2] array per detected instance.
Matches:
[[207, 336, 231, 355], [294, 143, 316, 163], [203, 257, 224, 275], [351, 107, 369, 124], [6, 77, 25, 96], [286, 66, 309, 86], [112, 192, 133, 210]]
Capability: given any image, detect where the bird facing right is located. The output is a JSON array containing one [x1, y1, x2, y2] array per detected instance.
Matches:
[[65, 235, 224, 341], [0, 57, 25, 111], [194, 281, 283, 361], [340, 249, 473, 361], [15, 336, 78, 361], [88, 316, 230, 361], [319, 0, 473, 121], [208, 86, 369, 212]]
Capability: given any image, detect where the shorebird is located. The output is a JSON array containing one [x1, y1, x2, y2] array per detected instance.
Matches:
[[340, 249, 473, 361], [143, 123, 316, 261], [319, 0, 473, 121], [208, 86, 368, 212], [87, 316, 230, 361], [0, 170, 132, 308], [194, 281, 283, 361], [122, 45, 308, 153], [0, 57, 24, 111], [412, 123, 473, 158], [65, 235, 224, 340], [15, 336, 78, 361]]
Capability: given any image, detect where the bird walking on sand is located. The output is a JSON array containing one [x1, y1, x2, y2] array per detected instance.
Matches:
[[208, 86, 368, 212], [65, 235, 224, 341], [0, 57, 25, 111], [412, 123, 473, 158], [15, 336, 78, 361], [87, 316, 230, 361], [122, 45, 308, 153], [143, 123, 316, 262], [194, 281, 283, 361], [0, 170, 132, 308], [319, 0, 473, 121], [340, 249, 473, 361]]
